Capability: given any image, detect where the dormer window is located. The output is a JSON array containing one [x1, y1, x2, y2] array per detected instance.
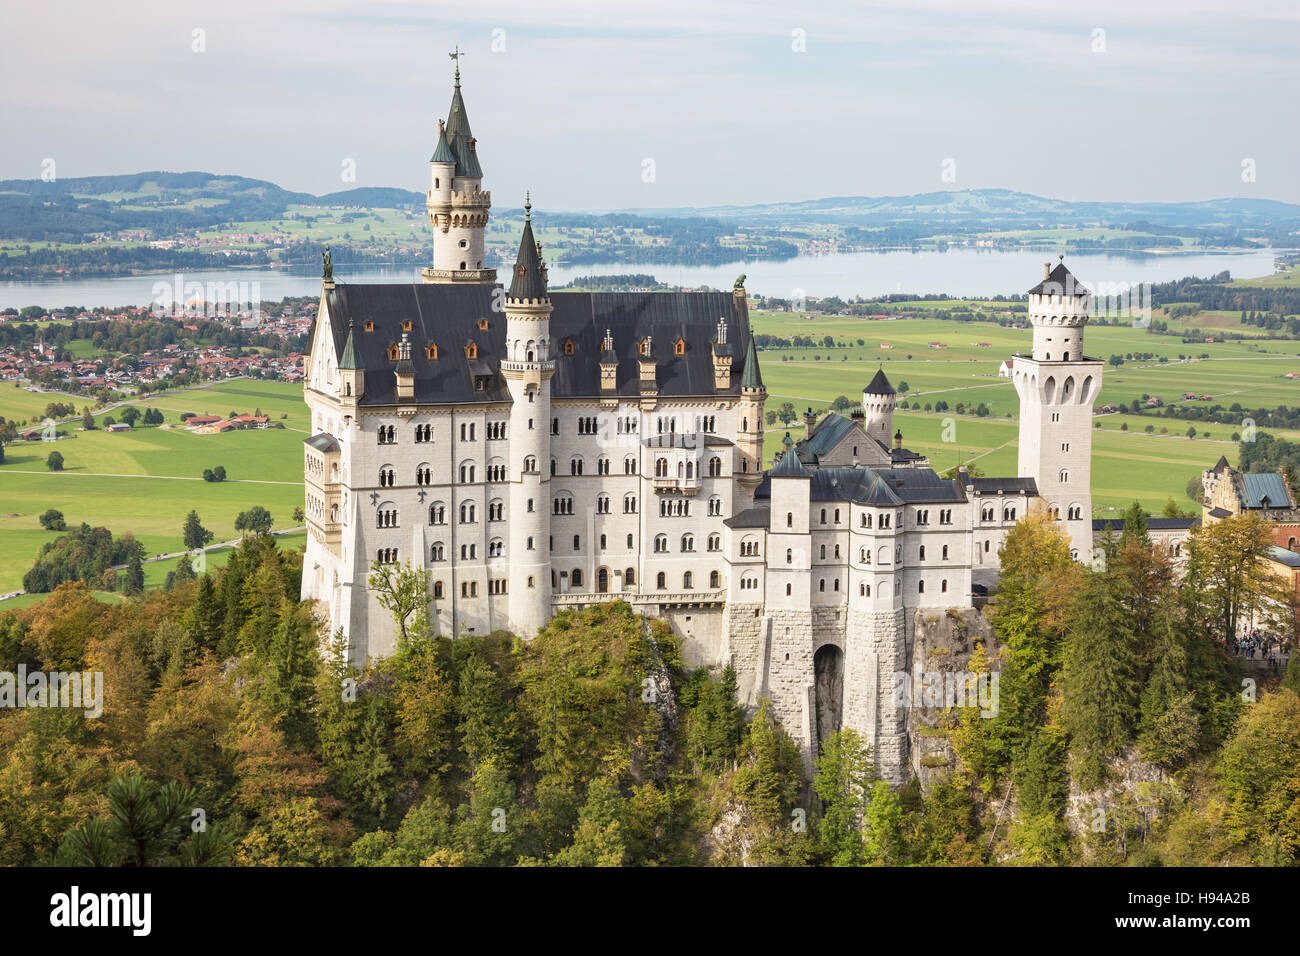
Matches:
[[402, 320, 412, 332], [388, 344, 399, 361], [466, 342, 478, 360], [478, 318, 489, 330], [426, 344, 438, 360], [674, 337, 686, 356], [364, 321, 375, 332], [562, 338, 575, 356]]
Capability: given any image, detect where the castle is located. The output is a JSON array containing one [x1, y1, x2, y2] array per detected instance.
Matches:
[[300, 66, 1119, 782]]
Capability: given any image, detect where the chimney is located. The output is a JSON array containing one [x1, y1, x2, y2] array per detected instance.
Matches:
[[1044, 262, 1051, 280], [958, 465, 970, 486], [893, 428, 903, 450], [600, 328, 618, 394], [638, 335, 657, 393], [394, 331, 415, 401], [804, 407, 817, 437], [712, 316, 732, 390]]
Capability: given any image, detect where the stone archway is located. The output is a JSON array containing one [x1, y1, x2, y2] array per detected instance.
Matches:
[[813, 644, 844, 750]]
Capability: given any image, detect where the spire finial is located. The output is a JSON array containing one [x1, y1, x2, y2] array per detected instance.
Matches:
[[524, 191, 532, 222], [450, 46, 463, 85]]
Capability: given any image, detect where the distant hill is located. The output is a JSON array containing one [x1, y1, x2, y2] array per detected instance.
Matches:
[[614, 188, 1300, 229], [1, 172, 1297, 248]]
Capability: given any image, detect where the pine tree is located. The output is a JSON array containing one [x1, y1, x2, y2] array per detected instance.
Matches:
[[1062, 567, 1140, 787], [182, 510, 214, 552], [811, 729, 873, 866]]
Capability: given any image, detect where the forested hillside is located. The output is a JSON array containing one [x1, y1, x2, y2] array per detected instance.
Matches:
[[0, 510, 1297, 866]]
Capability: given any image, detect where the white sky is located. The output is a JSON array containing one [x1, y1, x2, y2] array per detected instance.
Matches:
[[3, 0, 1297, 209]]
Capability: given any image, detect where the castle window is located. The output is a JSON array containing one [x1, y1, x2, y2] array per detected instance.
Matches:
[[657, 572, 667, 590], [708, 533, 721, 552], [919, 546, 926, 561], [489, 500, 504, 521], [786, 584, 792, 596], [465, 342, 478, 359], [820, 509, 827, 525], [573, 534, 581, 551], [819, 545, 826, 560], [478, 318, 489, 330], [570, 456, 583, 476], [1059, 470, 1069, 484], [429, 503, 446, 525], [624, 494, 637, 514], [597, 494, 610, 514], [941, 579, 948, 593], [379, 467, 395, 487], [834, 578, 840, 592], [708, 456, 722, 477], [674, 338, 686, 356], [681, 534, 695, 552], [683, 571, 693, 589], [819, 579, 825, 592], [862, 513, 872, 528], [655, 457, 668, 478], [528, 576, 535, 588], [862, 548, 871, 563], [459, 463, 475, 483], [627, 534, 634, 549], [787, 513, 793, 528], [599, 534, 606, 550], [861, 583, 870, 596], [942, 545, 949, 560], [433, 581, 444, 599], [552, 495, 574, 516], [459, 503, 476, 523], [426, 343, 438, 360], [654, 534, 668, 553], [489, 539, 503, 558], [563, 338, 575, 356], [402, 320, 412, 332], [551, 459, 557, 476], [708, 496, 722, 517], [527, 537, 534, 550], [834, 509, 841, 524], [524, 455, 537, 472], [388, 344, 400, 361], [626, 568, 635, 585], [918, 580, 925, 594], [625, 456, 637, 475], [364, 321, 374, 332], [786, 549, 793, 564], [598, 457, 610, 476], [431, 543, 444, 562]]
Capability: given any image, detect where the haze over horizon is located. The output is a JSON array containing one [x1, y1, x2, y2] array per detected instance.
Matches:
[[4, 0, 1298, 211]]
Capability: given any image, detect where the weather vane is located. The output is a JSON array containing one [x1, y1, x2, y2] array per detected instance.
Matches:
[[450, 45, 464, 81]]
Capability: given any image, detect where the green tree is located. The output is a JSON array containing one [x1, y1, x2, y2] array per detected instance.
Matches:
[[777, 401, 797, 425], [46, 450, 64, 471], [811, 728, 873, 866], [234, 505, 273, 536], [182, 510, 214, 552], [368, 560, 431, 647], [39, 508, 66, 531]]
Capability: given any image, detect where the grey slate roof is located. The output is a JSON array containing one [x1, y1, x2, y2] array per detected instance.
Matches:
[[430, 123, 455, 164], [863, 367, 895, 395], [770, 435, 813, 478], [444, 78, 483, 178], [724, 507, 771, 529], [969, 476, 1039, 496], [756, 465, 966, 505], [740, 333, 764, 389], [305, 433, 340, 453], [1239, 471, 1292, 509], [797, 412, 856, 461], [1267, 545, 1300, 568], [316, 283, 758, 406], [508, 217, 548, 301], [1093, 517, 1201, 532], [1028, 261, 1088, 297]]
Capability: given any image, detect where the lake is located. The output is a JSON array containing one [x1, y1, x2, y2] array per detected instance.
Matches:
[[0, 248, 1282, 309]]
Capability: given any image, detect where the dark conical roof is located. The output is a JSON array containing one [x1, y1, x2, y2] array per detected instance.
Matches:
[[430, 121, 455, 164], [863, 367, 894, 395], [1028, 260, 1088, 296], [508, 208, 548, 301], [740, 332, 763, 389], [444, 74, 483, 178], [770, 433, 811, 478], [339, 320, 359, 370]]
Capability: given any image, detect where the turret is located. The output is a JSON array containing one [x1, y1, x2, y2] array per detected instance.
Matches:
[[711, 316, 732, 391], [339, 317, 362, 403], [502, 197, 554, 637], [1027, 256, 1090, 362], [862, 367, 896, 445], [423, 54, 495, 284]]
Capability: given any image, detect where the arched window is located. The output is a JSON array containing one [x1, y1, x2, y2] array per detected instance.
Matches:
[[709, 570, 720, 588], [708, 456, 722, 477], [656, 571, 666, 590], [683, 571, 693, 589], [563, 338, 575, 356]]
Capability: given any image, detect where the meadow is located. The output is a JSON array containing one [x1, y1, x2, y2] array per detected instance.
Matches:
[[0, 379, 307, 600]]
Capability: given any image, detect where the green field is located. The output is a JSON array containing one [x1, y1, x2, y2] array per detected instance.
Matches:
[[0, 380, 308, 596]]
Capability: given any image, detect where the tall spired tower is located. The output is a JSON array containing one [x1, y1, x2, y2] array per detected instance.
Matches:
[[1013, 259, 1103, 561], [423, 49, 495, 284]]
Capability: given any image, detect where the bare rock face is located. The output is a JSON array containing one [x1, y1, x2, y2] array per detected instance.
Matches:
[[905, 607, 1001, 791], [1064, 746, 1184, 861]]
